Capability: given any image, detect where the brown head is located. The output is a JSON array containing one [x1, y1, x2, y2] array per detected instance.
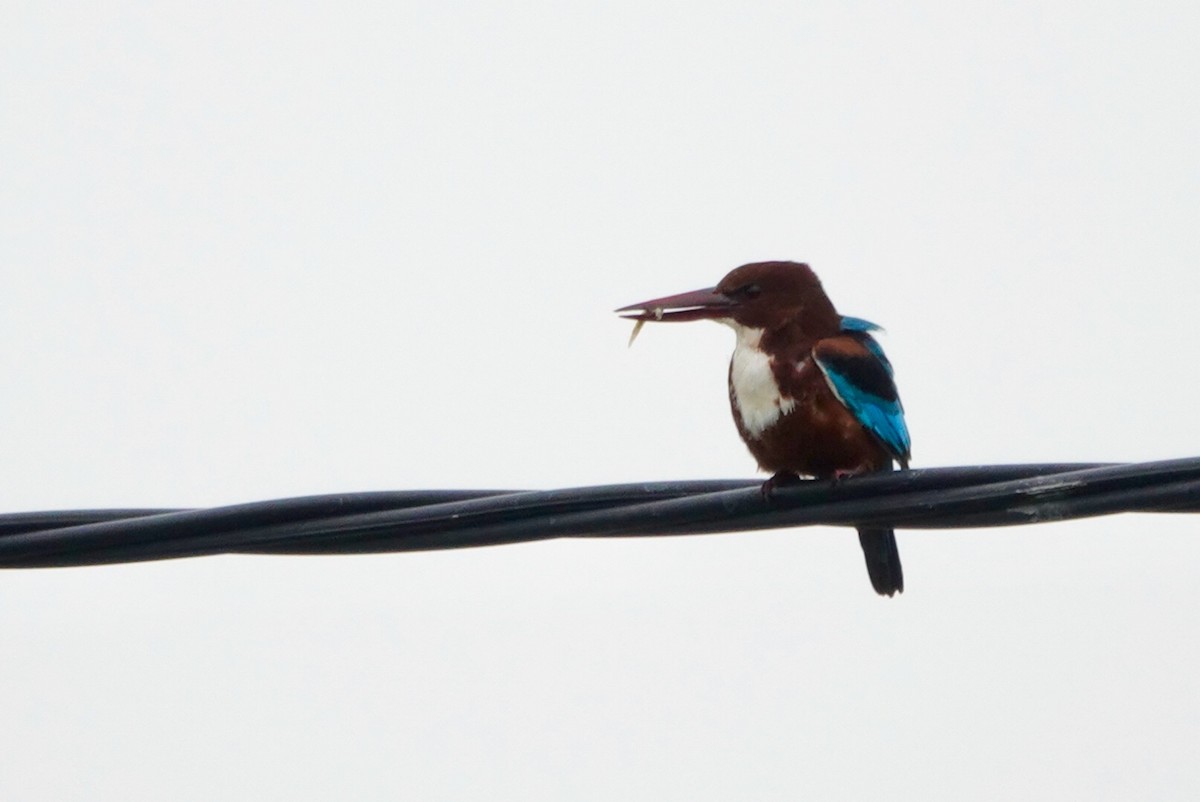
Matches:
[[616, 261, 841, 339]]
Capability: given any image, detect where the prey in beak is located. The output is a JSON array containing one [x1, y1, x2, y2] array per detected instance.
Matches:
[[614, 287, 734, 346]]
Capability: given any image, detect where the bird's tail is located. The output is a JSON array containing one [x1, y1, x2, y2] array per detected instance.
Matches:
[[857, 528, 904, 597]]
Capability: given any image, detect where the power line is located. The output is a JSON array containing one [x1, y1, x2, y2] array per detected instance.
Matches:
[[0, 458, 1197, 569]]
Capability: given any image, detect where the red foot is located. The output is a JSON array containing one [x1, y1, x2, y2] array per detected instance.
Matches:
[[832, 464, 871, 484], [760, 471, 802, 501]]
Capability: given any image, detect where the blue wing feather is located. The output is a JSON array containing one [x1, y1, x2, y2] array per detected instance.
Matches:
[[814, 335, 911, 463], [839, 315, 883, 333], [857, 332, 894, 377], [840, 318, 894, 375]]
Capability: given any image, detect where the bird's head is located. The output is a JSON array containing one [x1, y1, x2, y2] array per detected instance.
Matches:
[[616, 261, 840, 338]]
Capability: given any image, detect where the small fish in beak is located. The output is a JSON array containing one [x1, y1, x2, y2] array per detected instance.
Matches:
[[626, 307, 666, 347]]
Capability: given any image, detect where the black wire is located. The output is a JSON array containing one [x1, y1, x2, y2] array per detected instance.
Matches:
[[0, 460, 1196, 569]]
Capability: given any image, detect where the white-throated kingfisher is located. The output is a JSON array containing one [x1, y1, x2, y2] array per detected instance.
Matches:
[[616, 261, 911, 596]]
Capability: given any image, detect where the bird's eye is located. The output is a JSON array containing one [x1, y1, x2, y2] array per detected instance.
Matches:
[[728, 283, 761, 300]]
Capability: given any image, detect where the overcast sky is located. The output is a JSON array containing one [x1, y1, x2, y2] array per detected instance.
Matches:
[[2, 1, 1199, 799]]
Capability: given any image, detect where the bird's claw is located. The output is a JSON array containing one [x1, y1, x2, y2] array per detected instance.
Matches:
[[760, 471, 802, 501]]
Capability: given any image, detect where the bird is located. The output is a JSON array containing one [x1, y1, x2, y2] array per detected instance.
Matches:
[[616, 261, 911, 596]]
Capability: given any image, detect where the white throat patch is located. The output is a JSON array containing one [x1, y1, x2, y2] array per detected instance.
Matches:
[[725, 323, 795, 439]]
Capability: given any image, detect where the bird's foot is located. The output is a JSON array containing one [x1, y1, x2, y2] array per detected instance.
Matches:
[[760, 471, 802, 501], [831, 464, 871, 484]]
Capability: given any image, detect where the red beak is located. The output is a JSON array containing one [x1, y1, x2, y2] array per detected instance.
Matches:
[[614, 286, 733, 322]]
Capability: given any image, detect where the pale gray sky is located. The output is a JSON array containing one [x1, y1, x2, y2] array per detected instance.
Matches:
[[2, 1, 1198, 799]]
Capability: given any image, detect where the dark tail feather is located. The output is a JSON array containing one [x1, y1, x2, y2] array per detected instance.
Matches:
[[857, 528, 904, 596]]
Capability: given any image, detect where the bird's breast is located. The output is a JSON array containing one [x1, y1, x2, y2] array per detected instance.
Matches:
[[728, 342, 797, 439]]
